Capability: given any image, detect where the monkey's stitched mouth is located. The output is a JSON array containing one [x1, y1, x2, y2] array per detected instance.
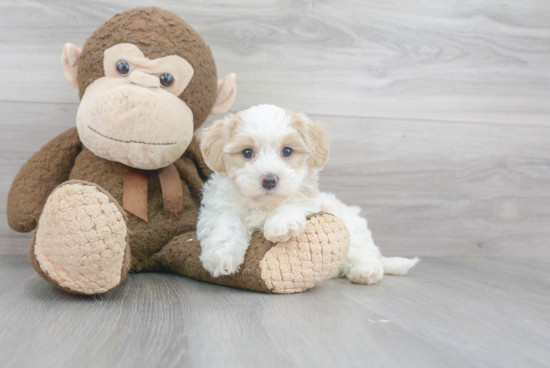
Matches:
[[88, 126, 177, 146]]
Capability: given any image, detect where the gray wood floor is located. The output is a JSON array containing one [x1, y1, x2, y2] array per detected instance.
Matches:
[[1, 256, 549, 368], [1, 1, 549, 367]]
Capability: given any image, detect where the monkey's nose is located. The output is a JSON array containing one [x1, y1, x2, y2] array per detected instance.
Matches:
[[261, 174, 278, 190], [129, 71, 161, 88]]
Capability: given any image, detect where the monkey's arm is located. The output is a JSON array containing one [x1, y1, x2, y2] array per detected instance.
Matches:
[[7, 127, 82, 233]]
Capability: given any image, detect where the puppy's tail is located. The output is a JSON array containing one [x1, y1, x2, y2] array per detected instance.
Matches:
[[381, 256, 419, 275]]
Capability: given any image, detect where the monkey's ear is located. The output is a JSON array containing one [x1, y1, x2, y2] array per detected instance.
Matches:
[[61, 43, 82, 89], [210, 73, 237, 115]]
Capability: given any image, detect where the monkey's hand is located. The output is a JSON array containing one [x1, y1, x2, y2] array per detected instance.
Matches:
[[7, 128, 81, 233]]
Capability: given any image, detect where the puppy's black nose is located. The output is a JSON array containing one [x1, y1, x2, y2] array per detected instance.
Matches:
[[262, 174, 278, 189]]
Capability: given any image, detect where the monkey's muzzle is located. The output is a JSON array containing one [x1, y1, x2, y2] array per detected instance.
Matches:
[[76, 77, 194, 170]]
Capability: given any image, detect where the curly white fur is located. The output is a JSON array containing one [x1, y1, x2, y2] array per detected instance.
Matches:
[[197, 104, 418, 283]]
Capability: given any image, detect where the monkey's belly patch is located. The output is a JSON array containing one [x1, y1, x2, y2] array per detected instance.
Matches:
[[34, 183, 128, 294], [259, 213, 350, 294]]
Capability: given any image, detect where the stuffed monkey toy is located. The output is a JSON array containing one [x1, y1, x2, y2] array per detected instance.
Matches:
[[7, 7, 350, 295]]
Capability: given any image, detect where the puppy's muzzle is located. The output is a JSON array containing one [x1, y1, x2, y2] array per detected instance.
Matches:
[[261, 174, 278, 190]]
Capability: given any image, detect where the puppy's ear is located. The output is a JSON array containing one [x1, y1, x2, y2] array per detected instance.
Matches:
[[306, 121, 331, 170], [289, 111, 331, 170], [199, 115, 239, 173]]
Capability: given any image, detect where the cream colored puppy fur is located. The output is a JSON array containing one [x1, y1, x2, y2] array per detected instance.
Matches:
[[198, 105, 418, 284]]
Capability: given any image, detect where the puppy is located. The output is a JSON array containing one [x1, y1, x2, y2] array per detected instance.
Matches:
[[197, 104, 418, 284]]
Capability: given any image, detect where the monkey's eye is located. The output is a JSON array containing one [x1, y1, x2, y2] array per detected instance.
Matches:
[[116, 60, 130, 76], [242, 149, 254, 159], [159, 73, 174, 87], [282, 147, 293, 157]]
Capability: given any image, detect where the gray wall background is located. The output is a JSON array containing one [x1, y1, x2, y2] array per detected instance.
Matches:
[[1, 0, 549, 257]]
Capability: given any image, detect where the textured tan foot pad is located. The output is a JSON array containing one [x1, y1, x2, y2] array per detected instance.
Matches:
[[33, 182, 129, 294], [260, 213, 350, 293]]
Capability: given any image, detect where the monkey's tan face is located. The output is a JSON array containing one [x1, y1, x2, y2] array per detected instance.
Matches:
[[76, 44, 195, 170]]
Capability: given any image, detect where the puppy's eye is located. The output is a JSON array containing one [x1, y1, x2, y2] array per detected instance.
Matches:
[[282, 147, 293, 157], [116, 60, 130, 76], [159, 73, 174, 87], [242, 149, 254, 159]]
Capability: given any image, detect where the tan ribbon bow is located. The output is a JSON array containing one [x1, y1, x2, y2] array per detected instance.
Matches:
[[122, 164, 183, 222]]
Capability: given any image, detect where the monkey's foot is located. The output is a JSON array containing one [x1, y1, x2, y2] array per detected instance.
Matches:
[[156, 212, 350, 294], [30, 181, 131, 295]]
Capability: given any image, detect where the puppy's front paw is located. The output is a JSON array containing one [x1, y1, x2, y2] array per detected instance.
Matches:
[[263, 213, 306, 243], [199, 239, 246, 277], [348, 261, 384, 285]]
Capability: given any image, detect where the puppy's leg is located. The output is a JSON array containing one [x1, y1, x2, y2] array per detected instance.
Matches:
[[321, 193, 384, 284], [321, 193, 418, 284], [197, 212, 250, 277], [341, 222, 419, 283], [263, 205, 308, 243], [340, 215, 385, 285]]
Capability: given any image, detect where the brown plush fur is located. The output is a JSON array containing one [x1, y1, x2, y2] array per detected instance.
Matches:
[[78, 7, 217, 130], [7, 128, 81, 233]]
